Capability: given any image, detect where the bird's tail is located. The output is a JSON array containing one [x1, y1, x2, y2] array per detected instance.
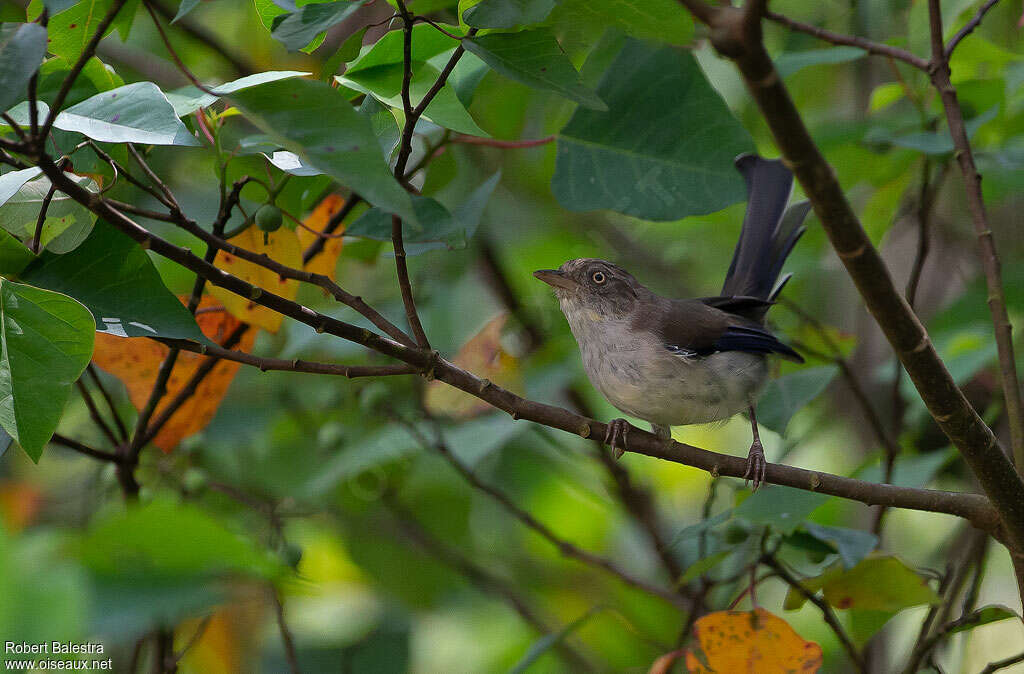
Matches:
[[720, 154, 811, 304]]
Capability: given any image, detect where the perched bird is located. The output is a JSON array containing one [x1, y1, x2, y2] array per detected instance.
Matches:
[[534, 154, 809, 489]]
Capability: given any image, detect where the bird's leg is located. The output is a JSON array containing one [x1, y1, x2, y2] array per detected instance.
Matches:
[[604, 418, 632, 459], [744, 405, 767, 491], [651, 423, 672, 442]]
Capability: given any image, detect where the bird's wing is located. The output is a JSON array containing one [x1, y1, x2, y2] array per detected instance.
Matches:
[[647, 298, 804, 363], [696, 295, 775, 322]]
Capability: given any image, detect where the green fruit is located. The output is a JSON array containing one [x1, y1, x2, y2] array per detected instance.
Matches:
[[255, 204, 283, 232]]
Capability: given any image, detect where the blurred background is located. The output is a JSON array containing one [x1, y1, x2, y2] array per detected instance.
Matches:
[[0, 0, 1022, 671]]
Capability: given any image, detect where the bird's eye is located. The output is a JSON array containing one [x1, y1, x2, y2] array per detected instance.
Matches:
[[591, 271, 606, 284]]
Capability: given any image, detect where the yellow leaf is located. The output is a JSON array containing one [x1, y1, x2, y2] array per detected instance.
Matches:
[[685, 609, 823, 674], [424, 313, 522, 419], [297, 193, 346, 281], [91, 296, 257, 452], [176, 602, 263, 674], [209, 225, 302, 333]]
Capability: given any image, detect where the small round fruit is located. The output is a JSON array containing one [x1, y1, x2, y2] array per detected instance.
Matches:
[[255, 204, 283, 232]]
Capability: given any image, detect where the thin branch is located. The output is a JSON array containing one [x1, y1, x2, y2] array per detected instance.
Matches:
[[981, 651, 1024, 674], [33, 160, 1005, 535], [50, 433, 123, 463], [37, 0, 129, 143], [927, 0, 1024, 471], [677, 0, 1024, 550], [945, 0, 1002, 58], [764, 10, 930, 70], [158, 338, 420, 378], [270, 589, 301, 674], [87, 364, 129, 442], [763, 555, 866, 672], [302, 195, 361, 264], [381, 494, 595, 672], [127, 144, 180, 211], [147, 0, 256, 76], [399, 414, 689, 609], [86, 141, 176, 208], [29, 183, 57, 254], [75, 379, 121, 447]]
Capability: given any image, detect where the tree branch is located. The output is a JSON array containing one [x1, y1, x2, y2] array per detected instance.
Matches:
[[764, 10, 930, 71], [945, 0, 1003, 58], [926, 0, 1024, 471], [50, 433, 123, 463], [678, 1, 1024, 550]]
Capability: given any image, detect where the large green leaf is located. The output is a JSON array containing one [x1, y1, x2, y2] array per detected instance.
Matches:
[[0, 24, 47, 114], [552, 39, 753, 220], [734, 485, 829, 534], [0, 279, 95, 461], [228, 78, 415, 222], [802, 523, 877, 569], [20, 220, 206, 341], [774, 47, 866, 78], [547, 0, 694, 47], [463, 29, 605, 110], [164, 70, 311, 117], [785, 555, 940, 612], [0, 229, 36, 277], [755, 365, 838, 434], [462, 0, 556, 28], [32, 0, 138, 62], [271, 0, 360, 51], [54, 82, 200, 146], [0, 173, 99, 254]]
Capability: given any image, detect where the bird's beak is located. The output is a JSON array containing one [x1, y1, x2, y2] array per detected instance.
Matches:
[[533, 269, 579, 291]]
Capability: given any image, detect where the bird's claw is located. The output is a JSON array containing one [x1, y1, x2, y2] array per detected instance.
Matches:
[[604, 418, 631, 460], [744, 440, 767, 492]]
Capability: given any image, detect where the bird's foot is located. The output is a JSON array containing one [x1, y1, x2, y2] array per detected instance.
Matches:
[[743, 439, 767, 492], [604, 418, 632, 460]]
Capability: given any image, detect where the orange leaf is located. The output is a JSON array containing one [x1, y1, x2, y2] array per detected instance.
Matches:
[[91, 296, 257, 452], [685, 609, 822, 674], [424, 313, 522, 419], [297, 193, 345, 281], [209, 225, 302, 333], [0, 481, 42, 533]]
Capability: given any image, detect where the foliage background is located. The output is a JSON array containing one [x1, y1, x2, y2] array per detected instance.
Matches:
[[0, 0, 1023, 671]]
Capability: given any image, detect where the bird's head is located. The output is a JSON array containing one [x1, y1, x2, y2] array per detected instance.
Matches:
[[534, 258, 643, 323]]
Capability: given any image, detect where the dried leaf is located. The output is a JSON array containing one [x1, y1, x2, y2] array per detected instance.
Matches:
[[424, 313, 522, 419], [297, 193, 345, 281], [209, 225, 302, 333], [92, 296, 257, 452], [685, 609, 823, 673]]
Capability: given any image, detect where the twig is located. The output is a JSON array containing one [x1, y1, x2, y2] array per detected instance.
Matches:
[[29, 183, 57, 254], [270, 589, 301, 674], [926, 0, 1024, 472], [945, 0, 1003, 58], [50, 433, 122, 463], [398, 413, 689, 609], [763, 555, 866, 672], [302, 195, 362, 264], [127, 144, 180, 211], [75, 379, 121, 447], [143, 0, 219, 97], [170, 615, 212, 667], [147, 0, 256, 76], [87, 364, 129, 442], [981, 651, 1024, 674], [764, 10, 930, 71]]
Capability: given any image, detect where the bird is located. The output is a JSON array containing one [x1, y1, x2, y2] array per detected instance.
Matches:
[[534, 154, 810, 490]]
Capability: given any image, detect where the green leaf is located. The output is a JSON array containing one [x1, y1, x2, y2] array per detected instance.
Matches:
[[74, 498, 286, 581], [552, 39, 753, 220], [869, 82, 905, 113], [172, 0, 200, 22], [0, 173, 99, 254], [0, 279, 95, 461], [548, 0, 694, 47], [0, 228, 36, 277], [677, 549, 732, 585], [866, 105, 999, 155], [0, 427, 12, 459], [271, 0, 360, 51], [227, 78, 415, 223], [164, 70, 310, 117], [774, 47, 866, 78], [786, 555, 940, 612], [347, 172, 500, 251], [463, 29, 605, 110], [19, 220, 206, 341], [463, 0, 556, 29], [0, 24, 47, 114], [755, 365, 838, 434], [509, 606, 603, 674], [54, 82, 199, 145], [948, 605, 1018, 635], [803, 522, 877, 569], [321, 26, 368, 80], [669, 509, 732, 547], [0, 166, 43, 206], [34, 0, 132, 62], [734, 485, 829, 534]]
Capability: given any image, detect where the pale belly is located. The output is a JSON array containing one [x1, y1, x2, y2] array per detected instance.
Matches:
[[577, 330, 769, 427]]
